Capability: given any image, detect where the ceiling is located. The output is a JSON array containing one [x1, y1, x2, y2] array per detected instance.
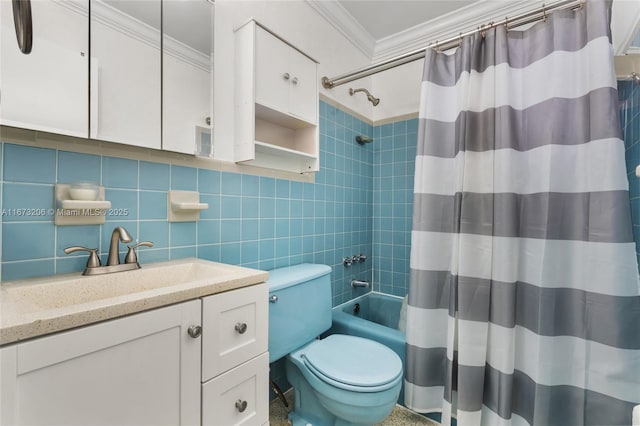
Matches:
[[102, 0, 640, 62], [309, 0, 640, 62], [338, 1, 478, 40]]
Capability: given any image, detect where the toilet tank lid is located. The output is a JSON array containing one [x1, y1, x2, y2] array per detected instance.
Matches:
[[267, 264, 332, 291]]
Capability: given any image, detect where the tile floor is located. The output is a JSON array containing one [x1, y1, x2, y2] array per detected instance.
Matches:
[[269, 391, 438, 425]]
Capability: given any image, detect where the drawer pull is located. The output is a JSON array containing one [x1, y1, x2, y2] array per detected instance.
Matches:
[[235, 399, 248, 413], [187, 325, 202, 338], [270, 295, 278, 303], [235, 322, 248, 334]]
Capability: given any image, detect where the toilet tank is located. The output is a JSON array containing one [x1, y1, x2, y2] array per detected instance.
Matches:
[[267, 264, 332, 363]]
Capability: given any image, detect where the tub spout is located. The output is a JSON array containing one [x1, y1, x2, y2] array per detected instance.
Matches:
[[351, 279, 370, 288]]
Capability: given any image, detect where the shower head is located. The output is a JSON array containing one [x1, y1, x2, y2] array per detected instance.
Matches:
[[367, 93, 380, 106], [349, 87, 380, 106], [356, 135, 373, 145]]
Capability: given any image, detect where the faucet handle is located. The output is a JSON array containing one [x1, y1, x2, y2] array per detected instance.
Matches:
[[125, 241, 154, 264], [64, 246, 101, 268]]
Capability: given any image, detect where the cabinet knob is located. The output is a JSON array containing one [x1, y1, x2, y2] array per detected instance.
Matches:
[[283, 72, 290, 80], [187, 325, 202, 338], [292, 77, 298, 85], [235, 322, 248, 334], [235, 399, 248, 413], [269, 295, 278, 303]]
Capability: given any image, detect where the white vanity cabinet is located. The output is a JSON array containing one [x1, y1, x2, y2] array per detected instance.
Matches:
[[234, 20, 319, 174], [0, 300, 201, 426], [201, 283, 269, 426], [0, 281, 270, 426], [0, 0, 89, 138]]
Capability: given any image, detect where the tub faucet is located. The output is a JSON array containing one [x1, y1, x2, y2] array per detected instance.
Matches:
[[351, 279, 370, 288], [107, 226, 133, 266]]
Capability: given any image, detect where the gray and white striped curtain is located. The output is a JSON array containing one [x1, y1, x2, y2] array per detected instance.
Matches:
[[405, 1, 640, 425]]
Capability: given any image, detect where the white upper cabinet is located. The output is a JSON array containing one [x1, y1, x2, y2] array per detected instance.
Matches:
[[1, 0, 213, 156], [162, 0, 214, 156], [90, 0, 161, 149], [255, 28, 317, 125], [0, 0, 89, 138], [286, 42, 318, 124], [234, 20, 319, 174]]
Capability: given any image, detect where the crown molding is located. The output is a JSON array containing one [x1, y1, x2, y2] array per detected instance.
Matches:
[[305, 0, 556, 62], [314, 0, 640, 63], [611, 0, 640, 55], [372, 0, 545, 62], [305, 0, 376, 59]]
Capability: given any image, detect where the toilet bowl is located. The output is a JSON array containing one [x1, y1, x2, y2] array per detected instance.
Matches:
[[268, 264, 403, 426]]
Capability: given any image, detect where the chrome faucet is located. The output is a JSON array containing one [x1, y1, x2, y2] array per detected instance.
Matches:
[[107, 226, 133, 266], [351, 279, 370, 288], [64, 226, 153, 276]]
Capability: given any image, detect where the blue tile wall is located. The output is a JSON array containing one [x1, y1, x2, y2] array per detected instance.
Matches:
[[620, 80, 640, 269], [0, 101, 375, 305], [372, 118, 418, 296]]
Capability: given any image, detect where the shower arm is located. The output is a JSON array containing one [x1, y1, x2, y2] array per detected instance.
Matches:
[[349, 87, 380, 106]]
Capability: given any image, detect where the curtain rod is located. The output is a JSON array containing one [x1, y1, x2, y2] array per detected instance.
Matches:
[[321, 0, 584, 89]]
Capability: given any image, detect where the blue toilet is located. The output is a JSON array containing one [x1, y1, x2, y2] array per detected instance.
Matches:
[[268, 264, 403, 426]]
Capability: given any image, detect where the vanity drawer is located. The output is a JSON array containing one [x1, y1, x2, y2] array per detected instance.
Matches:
[[202, 283, 268, 381], [202, 352, 269, 426]]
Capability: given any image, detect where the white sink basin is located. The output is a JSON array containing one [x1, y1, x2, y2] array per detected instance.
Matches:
[[1, 258, 268, 345], [5, 260, 233, 311]]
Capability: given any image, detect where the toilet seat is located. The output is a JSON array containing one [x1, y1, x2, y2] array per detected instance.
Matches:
[[300, 334, 402, 393]]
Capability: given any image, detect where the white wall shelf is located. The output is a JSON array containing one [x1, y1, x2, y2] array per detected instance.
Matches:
[[54, 184, 111, 226], [168, 190, 209, 222], [237, 140, 318, 174], [234, 20, 319, 175]]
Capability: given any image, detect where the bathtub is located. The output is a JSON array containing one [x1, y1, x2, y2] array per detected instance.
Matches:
[[328, 292, 406, 405]]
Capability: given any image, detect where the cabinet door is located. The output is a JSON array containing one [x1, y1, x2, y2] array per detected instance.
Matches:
[[0, 0, 88, 137], [202, 352, 269, 426], [288, 47, 317, 124], [202, 283, 268, 381], [254, 26, 317, 125], [90, 0, 161, 149], [0, 300, 201, 426], [254, 27, 290, 115], [162, 0, 213, 155]]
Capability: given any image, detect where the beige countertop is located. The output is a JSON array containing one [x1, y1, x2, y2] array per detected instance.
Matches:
[[0, 258, 268, 346]]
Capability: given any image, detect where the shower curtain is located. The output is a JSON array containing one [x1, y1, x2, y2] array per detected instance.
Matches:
[[404, 1, 640, 425]]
